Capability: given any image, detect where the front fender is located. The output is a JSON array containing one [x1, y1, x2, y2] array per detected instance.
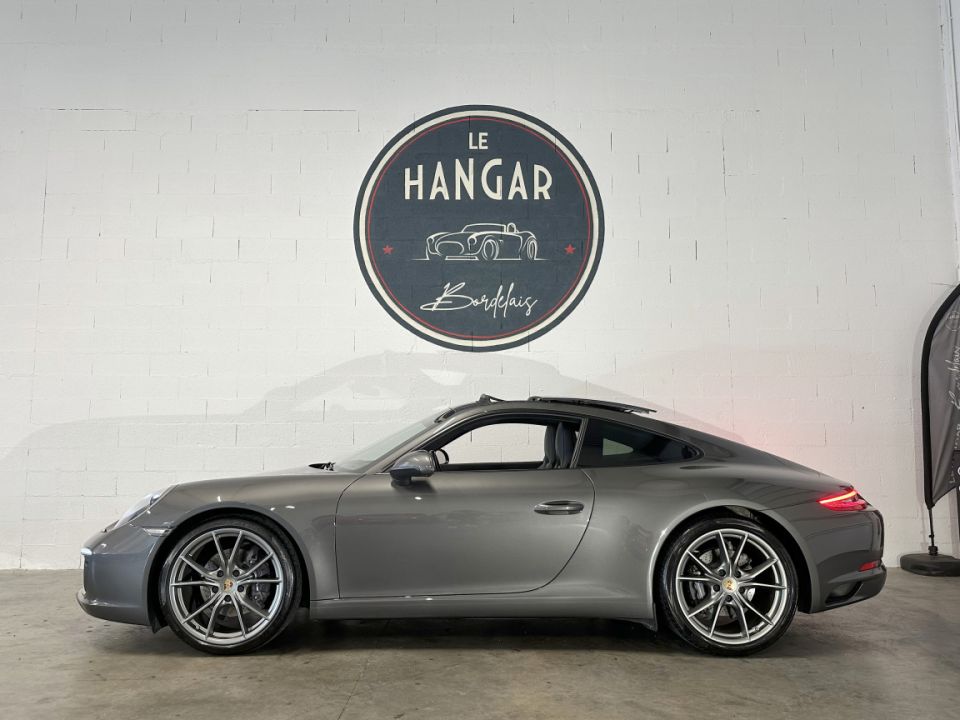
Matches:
[[135, 471, 360, 604]]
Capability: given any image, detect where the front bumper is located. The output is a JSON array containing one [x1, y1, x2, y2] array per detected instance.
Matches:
[[77, 523, 163, 627]]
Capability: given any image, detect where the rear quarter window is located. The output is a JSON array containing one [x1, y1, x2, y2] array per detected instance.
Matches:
[[578, 419, 699, 467]]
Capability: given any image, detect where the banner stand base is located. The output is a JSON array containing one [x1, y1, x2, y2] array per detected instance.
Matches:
[[900, 553, 960, 576]]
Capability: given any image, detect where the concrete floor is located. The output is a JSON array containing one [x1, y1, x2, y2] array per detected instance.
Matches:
[[0, 569, 957, 720]]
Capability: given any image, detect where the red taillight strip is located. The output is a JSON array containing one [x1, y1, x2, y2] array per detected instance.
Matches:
[[818, 488, 867, 510], [818, 489, 859, 505]]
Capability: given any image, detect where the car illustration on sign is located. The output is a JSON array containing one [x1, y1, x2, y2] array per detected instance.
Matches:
[[425, 223, 539, 261], [78, 395, 885, 656]]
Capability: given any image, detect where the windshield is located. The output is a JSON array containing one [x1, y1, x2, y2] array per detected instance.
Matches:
[[332, 413, 439, 472]]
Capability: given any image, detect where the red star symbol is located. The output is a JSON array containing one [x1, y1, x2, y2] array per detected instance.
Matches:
[[564, 243, 576, 255], [382, 245, 394, 255]]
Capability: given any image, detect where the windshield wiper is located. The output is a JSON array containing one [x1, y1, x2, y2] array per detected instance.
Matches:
[[309, 461, 335, 470]]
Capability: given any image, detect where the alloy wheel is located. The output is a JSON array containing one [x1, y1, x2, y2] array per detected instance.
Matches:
[[673, 528, 790, 646], [167, 528, 286, 647]]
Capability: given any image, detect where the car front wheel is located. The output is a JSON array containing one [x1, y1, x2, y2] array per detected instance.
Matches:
[[479, 238, 500, 260], [657, 516, 798, 656], [158, 516, 300, 654]]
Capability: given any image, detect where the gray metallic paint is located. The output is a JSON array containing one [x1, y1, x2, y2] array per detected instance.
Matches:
[[337, 467, 595, 597], [78, 399, 886, 631]]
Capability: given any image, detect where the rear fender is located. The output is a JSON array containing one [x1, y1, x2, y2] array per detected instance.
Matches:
[[646, 501, 819, 616]]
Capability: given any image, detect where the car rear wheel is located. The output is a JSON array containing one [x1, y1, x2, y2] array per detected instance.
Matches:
[[158, 517, 300, 655], [657, 516, 797, 656], [523, 238, 538, 260]]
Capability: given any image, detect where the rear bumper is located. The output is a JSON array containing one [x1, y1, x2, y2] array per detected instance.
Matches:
[[807, 508, 886, 613], [774, 502, 886, 613], [77, 523, 161, 627], [815, 563, 887, 611]]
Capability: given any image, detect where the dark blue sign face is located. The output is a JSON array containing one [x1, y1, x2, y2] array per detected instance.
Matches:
[[355, 106, 604, 351]]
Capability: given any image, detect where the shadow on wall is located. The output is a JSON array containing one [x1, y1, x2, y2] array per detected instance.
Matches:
[[0, 351, 740, 568]]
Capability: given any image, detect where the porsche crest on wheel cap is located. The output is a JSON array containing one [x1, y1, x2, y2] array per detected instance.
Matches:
[[354, 105, 604, 352]]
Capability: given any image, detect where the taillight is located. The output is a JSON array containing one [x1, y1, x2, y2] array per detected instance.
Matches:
[[818, 488, 868, 511]]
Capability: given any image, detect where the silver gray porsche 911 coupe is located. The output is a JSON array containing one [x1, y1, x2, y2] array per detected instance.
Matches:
[[78, 395, 885, 656]]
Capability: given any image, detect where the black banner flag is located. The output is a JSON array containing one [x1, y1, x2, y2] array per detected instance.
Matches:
[[921, 284, 960, 509]]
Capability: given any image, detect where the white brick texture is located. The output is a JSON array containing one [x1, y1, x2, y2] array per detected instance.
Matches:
[[0, 0, 957, 567]]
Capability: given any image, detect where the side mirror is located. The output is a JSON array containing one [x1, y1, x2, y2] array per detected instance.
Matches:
[[389, 450, 436, 486]]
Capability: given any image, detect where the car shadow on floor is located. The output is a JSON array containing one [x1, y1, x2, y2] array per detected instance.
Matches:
[[93, 611, 855, 660]]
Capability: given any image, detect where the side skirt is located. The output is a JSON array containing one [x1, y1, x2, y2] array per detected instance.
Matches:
[[309, 593, 649, 622]]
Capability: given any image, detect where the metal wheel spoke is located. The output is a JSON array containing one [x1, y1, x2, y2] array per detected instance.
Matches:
[[717, 530, 732, 570], [212, 531, 228, 569], [683, 550, 721, 581], [237, 577, 281, 585], [204, 596, 226, 639], [236, 599, 248, 639], [182, 557, 217, 579], [734, 600, 751, 640], [184, 592, 221, 623], [732, 533, 748, 568], [227, 530, 244, 566], [677, 576, 714, 584], [707, 599, 724, 638], [741, 557, 778, 581], [684, 592, 722, 619], [741, 581, 787, 590], [738, 594, 774, 627], [236, 593, 270, 621], [172, 580, 218, 588], [238, 552, 275, 579]]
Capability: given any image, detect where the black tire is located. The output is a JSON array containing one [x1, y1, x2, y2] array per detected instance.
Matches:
[[657, 516, 798, 656], [158, 516, 301, 655]]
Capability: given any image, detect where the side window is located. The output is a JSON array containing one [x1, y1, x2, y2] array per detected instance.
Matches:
[[440, 422, 546, 465], [578, 420, 697, 468]]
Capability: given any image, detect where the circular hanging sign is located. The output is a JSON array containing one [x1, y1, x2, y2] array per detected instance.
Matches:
[[354, 105, 604, 351]]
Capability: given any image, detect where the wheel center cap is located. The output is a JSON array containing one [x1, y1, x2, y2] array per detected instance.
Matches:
[[722, 577, 738, 593], [222, 578, 234, 592]]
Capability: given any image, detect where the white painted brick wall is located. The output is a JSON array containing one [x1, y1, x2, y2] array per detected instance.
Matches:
[[0, 0, 957, 568]]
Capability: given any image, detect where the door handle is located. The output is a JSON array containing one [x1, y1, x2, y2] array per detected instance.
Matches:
[[534, 500, 585, 515]]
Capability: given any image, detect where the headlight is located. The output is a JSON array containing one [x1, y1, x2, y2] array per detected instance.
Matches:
[[114, 489, 166, 529]]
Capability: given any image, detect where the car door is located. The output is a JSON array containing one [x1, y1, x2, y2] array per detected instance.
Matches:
[[335, 416, 595, 598]]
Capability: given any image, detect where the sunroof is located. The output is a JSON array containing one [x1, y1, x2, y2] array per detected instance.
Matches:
[[527, 396, 656, 414]]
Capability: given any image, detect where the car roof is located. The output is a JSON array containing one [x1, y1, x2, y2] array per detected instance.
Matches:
[[401, 394, 815, 474], [436, 395, 655, 422]]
